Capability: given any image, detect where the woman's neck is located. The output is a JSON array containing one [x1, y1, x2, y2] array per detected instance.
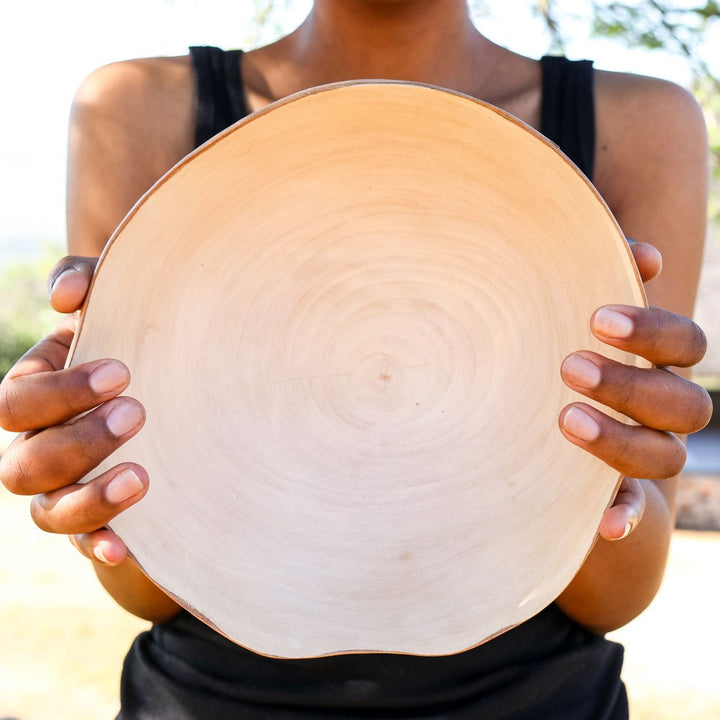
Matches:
[[243, 0, 542, 126], [271, 0, 492, 94]]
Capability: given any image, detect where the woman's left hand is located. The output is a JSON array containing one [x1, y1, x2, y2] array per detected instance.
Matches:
[[558, 240, 712, 540]]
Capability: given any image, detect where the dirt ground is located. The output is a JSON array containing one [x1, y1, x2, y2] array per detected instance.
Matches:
[[1, 477, 719, 719]]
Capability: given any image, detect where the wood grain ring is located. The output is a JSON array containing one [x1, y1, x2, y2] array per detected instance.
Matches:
[[68, 81, 647, 658]]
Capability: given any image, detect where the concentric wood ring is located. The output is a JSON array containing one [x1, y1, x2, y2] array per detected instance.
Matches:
[[68, 81, 646, 658]]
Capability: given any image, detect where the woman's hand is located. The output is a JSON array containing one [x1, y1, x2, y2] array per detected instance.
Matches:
[[558, 240, 712, 540], [0, 256, 145, 566]]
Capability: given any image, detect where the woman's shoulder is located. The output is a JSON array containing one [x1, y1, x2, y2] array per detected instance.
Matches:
[[593, 68, 707, 213], [594, 68, 704, 137], [66, 55, 197, 255], [70, 54, 197, 166], [73, 54, 193, 111]]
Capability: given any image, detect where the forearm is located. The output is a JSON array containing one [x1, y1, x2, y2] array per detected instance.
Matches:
[[559, 74, 710, 635], [556, 477, 675, 634], [92, 555, 183, 623]]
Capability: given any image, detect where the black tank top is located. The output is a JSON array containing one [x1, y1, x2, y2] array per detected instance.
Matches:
[[116, 47, 626, 720]]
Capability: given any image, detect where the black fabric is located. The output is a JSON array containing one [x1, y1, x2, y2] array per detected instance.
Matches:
[[190, 46, 248, 147], [118, 606, 627, 719], [540, 55, 596, 179], [116, 50, 624, 719]]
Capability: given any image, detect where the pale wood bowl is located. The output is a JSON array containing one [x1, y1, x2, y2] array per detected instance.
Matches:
[[68, 81, 646, 658]]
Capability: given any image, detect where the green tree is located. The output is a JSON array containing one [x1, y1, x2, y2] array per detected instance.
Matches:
[[587, 1, 719, 210], [0, 246, 61, 381], [590, 1, 719, 84]]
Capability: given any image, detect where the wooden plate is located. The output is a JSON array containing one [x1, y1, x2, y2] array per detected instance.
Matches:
[[68, 81, 646, 658]]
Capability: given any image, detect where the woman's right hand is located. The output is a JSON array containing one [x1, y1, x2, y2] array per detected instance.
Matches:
[[0, 256, 147, 566]]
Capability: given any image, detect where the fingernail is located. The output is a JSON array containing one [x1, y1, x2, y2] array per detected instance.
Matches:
[[593, 308, 634, 339], [89, 361, 129, 395], [105, 467, 144, 504], [106, 401, 144, 437], [49, 267, 77, 295], [93, 544, 111, 564], [562, 406, 601, 442], [619, 521, 633, 540], [562, 354, 601, 390]]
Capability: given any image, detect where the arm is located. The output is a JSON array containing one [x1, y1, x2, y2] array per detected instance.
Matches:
[[0, 57, 196, 622], [555, 73, 711, 632], [69, 57, 197, 619], [67, 56, 196, 253], [71, 58, 198, 619]]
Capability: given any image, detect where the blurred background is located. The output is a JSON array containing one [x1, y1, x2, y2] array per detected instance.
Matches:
[[1, 1, 718, 718]]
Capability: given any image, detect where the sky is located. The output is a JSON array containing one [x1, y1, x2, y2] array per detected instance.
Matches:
[[0, 0, 716, 265]]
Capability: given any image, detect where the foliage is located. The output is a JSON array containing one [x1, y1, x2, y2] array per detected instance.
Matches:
[[0, 245, 61, 381], [590, 1, 719, 84], [585, 1, 720, 213], [530, 0, 567, 52]]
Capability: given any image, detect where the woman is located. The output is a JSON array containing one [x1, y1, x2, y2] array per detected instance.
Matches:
[[0, 1, 712, 717]]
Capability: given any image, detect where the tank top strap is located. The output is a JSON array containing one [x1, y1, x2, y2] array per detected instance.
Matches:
[[189, 46, 248, 147], [540, 56, 596, 180]]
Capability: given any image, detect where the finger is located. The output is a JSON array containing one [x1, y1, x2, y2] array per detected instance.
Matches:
[[0, 397, 145, 495], [29, 463, 147, 536], [0, 355, 130, 432], [70, 528, 129, 566], [3, 320, 76, 380], [597, 477, 645, 541], [561, 351, 712, 434], [559, 402, 687, 480], [48, 256, 97, 314], [627, 238, 662, 284], [591, 304, 707, 368]]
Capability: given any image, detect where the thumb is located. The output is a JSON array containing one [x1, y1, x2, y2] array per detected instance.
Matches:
[[48, 256, 98, 314]]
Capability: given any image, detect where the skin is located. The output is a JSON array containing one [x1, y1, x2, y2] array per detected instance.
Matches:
[[0, 0, 713, 635]]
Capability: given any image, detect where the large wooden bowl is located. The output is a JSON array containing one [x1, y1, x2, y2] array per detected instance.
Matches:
[[68, 81, 646, 658]]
